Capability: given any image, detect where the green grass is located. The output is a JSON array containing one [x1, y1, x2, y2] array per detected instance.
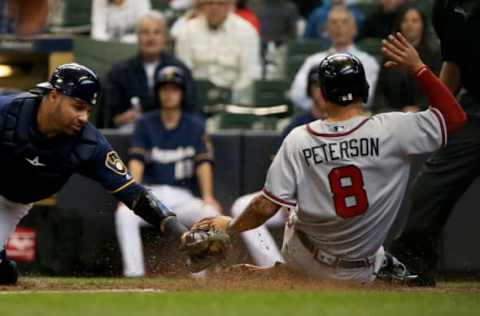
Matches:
[[0, 278, 479, 316]]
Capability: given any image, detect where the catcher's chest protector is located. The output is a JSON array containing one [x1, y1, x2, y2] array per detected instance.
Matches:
[[0, 94, 98, 203]]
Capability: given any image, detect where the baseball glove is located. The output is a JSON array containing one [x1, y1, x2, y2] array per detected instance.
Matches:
[[180, 226, 231, 272]]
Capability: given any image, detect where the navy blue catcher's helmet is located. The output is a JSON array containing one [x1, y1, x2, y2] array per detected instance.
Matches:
[[36, 63, 101, 106], [317, 53, 369, 106]]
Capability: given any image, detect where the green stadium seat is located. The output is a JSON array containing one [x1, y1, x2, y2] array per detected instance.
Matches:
[[196, 80, 232, 109], [218, 113, 256, 129], [286, 40, 326, 81], [151, 0, 170, 11], [49, 0, 92, 33], [73, 38, 138, 79], [218, 80, 291, 130], [73, 37, 138, 126], [253, 80, 290, 107], [357, 38, 382, 61]]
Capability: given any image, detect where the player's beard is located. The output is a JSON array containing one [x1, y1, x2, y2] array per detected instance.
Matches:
[[54, 99, 82, 136]]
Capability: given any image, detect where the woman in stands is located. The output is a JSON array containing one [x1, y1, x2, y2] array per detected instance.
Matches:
[[374, 4, 441, 113]]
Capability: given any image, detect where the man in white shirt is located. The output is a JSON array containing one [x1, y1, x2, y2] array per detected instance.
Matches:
[[175, 0, 261, 102], [289, 6, 379, 111], [170, 0, 205, 40], [91, 0, 151, 43]]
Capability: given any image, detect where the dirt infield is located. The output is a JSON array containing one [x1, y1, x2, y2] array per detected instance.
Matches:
[[1, 267, 480, 293]]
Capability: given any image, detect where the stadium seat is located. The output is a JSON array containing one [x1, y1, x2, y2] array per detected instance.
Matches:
[[196, 80, 232, 110], [151, 0, 170, 11], [73, 38, 138, 80], [217, 113, 256, 129], [253, 80, 290, 107], [286, 40, 327, 81], [357, 37, 382, 61], [73, 38, 138, 126], [49, 0, 92, 33]]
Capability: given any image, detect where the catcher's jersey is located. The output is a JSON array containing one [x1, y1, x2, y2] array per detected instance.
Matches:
[[262, 109, 446, 259], [0, 93, 141, 205]]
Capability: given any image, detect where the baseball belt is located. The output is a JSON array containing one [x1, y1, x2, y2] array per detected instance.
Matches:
[[296, 230, 374, 269]]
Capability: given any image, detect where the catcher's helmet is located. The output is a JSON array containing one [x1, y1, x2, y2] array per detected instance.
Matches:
[[307, 64, 321, 97], [155, 66, 187, 91], [317, 53, 369, 106], [36, 63, 100, 106]]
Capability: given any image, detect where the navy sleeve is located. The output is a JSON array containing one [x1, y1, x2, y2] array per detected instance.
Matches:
[[0, 94, 17, 111], [0, 94, 21, 130], [78, 132, 138, 198], [128, 117, 150, 163]]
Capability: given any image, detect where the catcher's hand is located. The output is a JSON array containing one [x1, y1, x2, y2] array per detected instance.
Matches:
[[180, 216, 232, 272]]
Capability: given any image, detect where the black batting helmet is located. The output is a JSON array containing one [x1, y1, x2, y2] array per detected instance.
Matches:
[[154, 66, 187, 109], [155, 66, 187, 92], [317, 53, 369, 106], [307, 64, 321, 97], [36, 63, 100, 106]]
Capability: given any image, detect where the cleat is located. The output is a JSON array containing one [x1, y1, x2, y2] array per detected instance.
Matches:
[[375, 252, 419, 285]]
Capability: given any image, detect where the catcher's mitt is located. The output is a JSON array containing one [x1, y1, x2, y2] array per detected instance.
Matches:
[[180, 226, 231, 272]]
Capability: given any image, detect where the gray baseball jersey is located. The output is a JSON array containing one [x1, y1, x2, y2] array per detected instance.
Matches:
[[262, 109, 446, 259]]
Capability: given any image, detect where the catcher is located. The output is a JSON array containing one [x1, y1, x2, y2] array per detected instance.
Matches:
[[181, 32, 466, 283]]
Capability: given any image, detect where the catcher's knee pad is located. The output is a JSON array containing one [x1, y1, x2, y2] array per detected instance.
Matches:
[[0, 250, 18, 285]]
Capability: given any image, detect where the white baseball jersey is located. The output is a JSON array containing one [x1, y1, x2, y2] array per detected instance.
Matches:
[[262, 109, 446, 260]]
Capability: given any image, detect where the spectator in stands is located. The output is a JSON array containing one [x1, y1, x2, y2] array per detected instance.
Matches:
[[235, 0, 260, 34], [304, 0, 364, 47], [104, 11, 196, 129], [291, 0, 323, 19], [175, 0, 261, 104], [170, 0, 194, 10], [254, 0, 300, 45], [0, 0, 15, 34], [91, 0, 151, 43], [358, 0, 406, 40], [170, 0, 205, 40], [0, 0, 49, 35], [374, 4, 441, 113], [290, 6, 379, 111]]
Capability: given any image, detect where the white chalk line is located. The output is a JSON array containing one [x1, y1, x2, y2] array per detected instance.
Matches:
[[0, 288, 166, 295]]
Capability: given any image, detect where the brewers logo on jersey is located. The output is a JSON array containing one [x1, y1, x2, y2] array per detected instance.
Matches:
[[105, 151, 128, 176]]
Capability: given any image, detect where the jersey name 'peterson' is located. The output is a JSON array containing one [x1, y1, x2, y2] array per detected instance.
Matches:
[[261, 110, 446, 259], [302, 137, 380, 166]]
